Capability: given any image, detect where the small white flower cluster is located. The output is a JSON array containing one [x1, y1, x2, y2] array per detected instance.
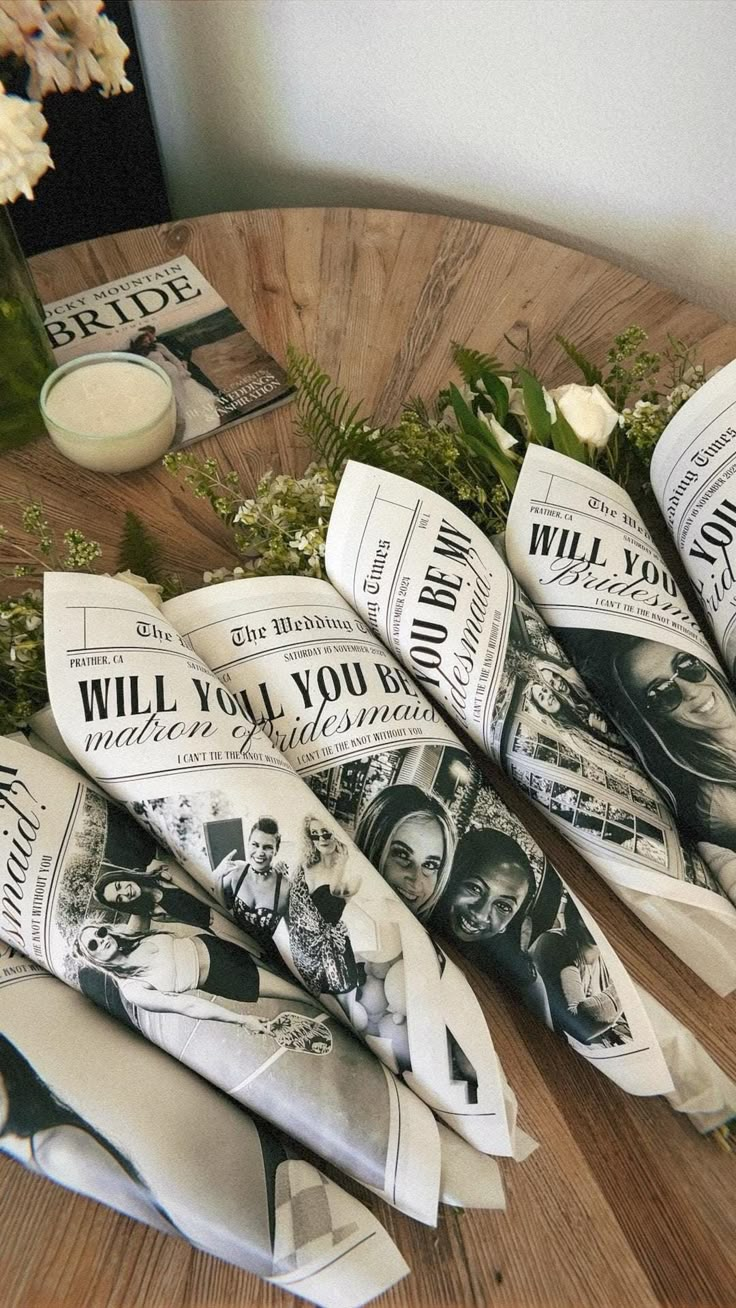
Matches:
[[622, 365, 708, 462], [0, 0, 132, 204]]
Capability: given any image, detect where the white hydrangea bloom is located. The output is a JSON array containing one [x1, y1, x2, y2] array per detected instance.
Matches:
[[0, 84, 52, 204]]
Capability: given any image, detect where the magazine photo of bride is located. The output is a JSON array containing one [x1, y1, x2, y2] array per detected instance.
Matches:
[[128, 324, 222, 444]]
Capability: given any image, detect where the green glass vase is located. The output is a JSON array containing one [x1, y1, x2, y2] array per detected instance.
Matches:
[[0, 206, 56, 451]]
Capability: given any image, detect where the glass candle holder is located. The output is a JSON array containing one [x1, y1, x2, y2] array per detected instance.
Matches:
[[40, 351, 177, 473]]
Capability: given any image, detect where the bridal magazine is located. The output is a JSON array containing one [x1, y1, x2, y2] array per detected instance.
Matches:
[[43, 256, 294, 449]]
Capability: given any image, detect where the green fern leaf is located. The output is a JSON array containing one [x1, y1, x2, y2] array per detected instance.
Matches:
[[451, 343, 504, 385], [555, 334, 603, 386], [116, 511, 163, 584], [287, 348, 400, 475]]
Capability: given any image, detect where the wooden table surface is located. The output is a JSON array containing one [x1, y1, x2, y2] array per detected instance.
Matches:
[[2, 209, 736, 1308]]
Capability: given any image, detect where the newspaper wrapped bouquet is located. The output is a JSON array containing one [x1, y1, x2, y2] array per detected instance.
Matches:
[[0, 935, 407, 1308], [163, 574, 677, 1105], [270, 343, 736, 1002], [158, 512, 736, 1141], [31, 574, 526, 1210]]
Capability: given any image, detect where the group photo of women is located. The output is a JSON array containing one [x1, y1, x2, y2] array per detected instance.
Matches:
[[305, 737, 631, 1050], [355, 775, 630, 1048], [71, 805, 336, 1058]]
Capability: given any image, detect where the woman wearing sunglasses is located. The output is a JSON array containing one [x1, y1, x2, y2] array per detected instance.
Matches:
[[613, 637, 736, 892], [74, 920, 303, 1028], [284, 817, 361, 997]]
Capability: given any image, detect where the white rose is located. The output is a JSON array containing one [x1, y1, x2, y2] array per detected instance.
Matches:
[[113, 570, 164, 609], [548, 383, 620, 450], [485, 412, 518, 452], [505, 378, 556, 428]]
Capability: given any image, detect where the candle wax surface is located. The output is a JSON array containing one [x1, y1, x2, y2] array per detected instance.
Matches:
[[44, 360, 171, 438]]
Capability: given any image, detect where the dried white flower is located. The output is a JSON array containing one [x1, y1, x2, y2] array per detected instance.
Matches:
[[1, 2, 131, 204], [92, 14, 133, 96], [0, 6, 29, 57], [26, 38, 74, 98], [0, 84, 52, 203]]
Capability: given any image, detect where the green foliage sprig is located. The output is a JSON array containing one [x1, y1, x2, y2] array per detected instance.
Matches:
[[117, 511, 163, 585], [286, 347, 401, 476], [287, 347, 516, 535], [164, 450, 338, 581], [0, 497, 103, 734], [0, 500, 174, 734], [286, 328, 708, 541]]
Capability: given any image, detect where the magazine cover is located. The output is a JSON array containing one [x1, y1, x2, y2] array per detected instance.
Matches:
[[43, 256, 294, 449]]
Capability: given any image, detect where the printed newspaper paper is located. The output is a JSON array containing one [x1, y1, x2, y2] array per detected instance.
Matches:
[[506, 444, 736, 944], [41, 573, 518, 1163], [0, 935, 408, 1308], [650, 358, 736, 673], [0, 730, 505, 1229], [163, 574, 676, 1105], [316, 461, 736, 1125]]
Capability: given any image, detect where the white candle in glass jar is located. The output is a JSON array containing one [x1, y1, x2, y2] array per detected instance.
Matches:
[[40, 352, 177, 473]]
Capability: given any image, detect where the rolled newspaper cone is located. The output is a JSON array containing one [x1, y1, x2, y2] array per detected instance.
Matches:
[[505, 445, 736, 933], [650, 358, 736, 676], [308, 460, 734, 1134], [318, 460, 736, 999], [0, 940, 408, 1308], [41, 574, 519, 1161], [0, 733, 504, 1226], [162, 575, 692, 1118]]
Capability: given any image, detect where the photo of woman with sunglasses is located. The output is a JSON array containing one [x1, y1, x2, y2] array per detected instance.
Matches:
[[73, 920, 333, 1053], [284, 818, 361, 996], [610, 637, 736, 879]]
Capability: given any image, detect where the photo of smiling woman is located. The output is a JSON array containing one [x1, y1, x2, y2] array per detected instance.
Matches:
[[611, 637, 736, 875], [74, 922, 333, 1055], [354, 786, 456, 919], [435, 829, 551, 1026], [284, 818, 360, 997], [94, 861, 229, 935]]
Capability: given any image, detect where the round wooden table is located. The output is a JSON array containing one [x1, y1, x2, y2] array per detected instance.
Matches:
[[2, 209, 735, 1308]]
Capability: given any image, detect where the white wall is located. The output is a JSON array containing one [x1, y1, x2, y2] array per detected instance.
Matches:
[[133, 0, 736, 318]]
